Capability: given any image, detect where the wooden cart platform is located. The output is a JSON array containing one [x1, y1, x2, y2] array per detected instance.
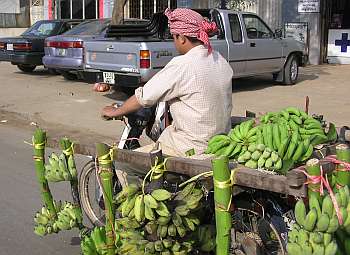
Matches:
[[47, 136, 339, 198]]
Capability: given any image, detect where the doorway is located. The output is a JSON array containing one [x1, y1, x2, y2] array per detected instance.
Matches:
[[320, 0, 350, 63]]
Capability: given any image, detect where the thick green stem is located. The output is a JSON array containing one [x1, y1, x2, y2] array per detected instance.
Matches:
[[59, 137, 83, 227], [306, 158, 322, 203], [96, 143, 115, 255], [212, 156, 231, 255], [335, 144, 350, 188], [33, 128, 57, 219]]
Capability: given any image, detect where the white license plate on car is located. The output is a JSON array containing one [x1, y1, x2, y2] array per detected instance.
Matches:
[[6, 44, 13, 51], [57, 48, 67, 56], [103, 72, 115, 84]]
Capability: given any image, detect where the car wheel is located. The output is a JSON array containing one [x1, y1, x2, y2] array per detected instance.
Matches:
[[282, 54, 299, 85], [61, 71, 77, 81], [17, 64, 36, 73], [48, 68, 60, 75]]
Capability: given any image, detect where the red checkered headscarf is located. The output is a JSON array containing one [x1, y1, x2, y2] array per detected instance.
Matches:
[[164, 8, 218, 54]]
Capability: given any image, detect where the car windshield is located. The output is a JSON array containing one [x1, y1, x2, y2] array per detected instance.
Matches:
[[63, 19, 110, 36], [22, 21, 61, 36]]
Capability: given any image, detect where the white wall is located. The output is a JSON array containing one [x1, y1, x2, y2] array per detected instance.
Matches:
[[0, 0, 21, 14]]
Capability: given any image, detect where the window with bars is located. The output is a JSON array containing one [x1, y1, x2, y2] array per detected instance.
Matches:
[[129, 0, 176, 19]]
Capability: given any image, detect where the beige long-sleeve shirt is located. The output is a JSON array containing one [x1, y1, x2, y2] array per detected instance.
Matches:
[[135, 45, 233, 156]]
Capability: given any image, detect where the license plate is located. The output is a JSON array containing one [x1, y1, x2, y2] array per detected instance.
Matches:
[[6, 44, 13, 51], [57, 48, 67, 56], [103, 72, 115, 84]]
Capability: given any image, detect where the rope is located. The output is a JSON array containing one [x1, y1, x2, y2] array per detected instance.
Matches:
[[214, 169, 237, 212], [142, 157, 168, 194], [98, 147, 115, 166], [296, 166, 343, 225], [62, 142, 74, 156]]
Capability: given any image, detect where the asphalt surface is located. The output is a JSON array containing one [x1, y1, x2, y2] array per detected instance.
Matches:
[[0, 125, 91, 255]]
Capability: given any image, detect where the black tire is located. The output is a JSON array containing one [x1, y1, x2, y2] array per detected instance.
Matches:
[[48, 68, 60, 75], [282, 54, 299, 85], [17, 64, 36, 73], [61, 71, 77, 80], [79, 159, 123, 227]]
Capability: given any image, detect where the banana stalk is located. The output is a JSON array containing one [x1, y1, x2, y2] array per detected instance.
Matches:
[[32, 128, 57, 219], [306, 158, 322, 203], [59, 138, 83, 228], [96, 143, 115, 255], [335, 144, 350, 189], [212, 156, 232, 255]]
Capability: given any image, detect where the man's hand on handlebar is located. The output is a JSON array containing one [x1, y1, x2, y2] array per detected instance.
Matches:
[[101, 103, 124, 121]]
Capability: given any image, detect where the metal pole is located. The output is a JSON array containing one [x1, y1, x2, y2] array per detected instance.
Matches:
[[140, 0, 143, 19], [95, 0, 98, 18], [154, 0, 156, 14], [70, 0, 73, 18], [82, 0, 85, 19]]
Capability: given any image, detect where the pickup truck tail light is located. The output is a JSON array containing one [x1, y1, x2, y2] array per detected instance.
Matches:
[[13, 43, 32, 51], [0, 42, 5, 49], [140, 50, 150, 69], [45, 41, 83, 48]]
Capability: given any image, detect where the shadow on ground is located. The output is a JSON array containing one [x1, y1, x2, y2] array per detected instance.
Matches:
[[232, 65, 329, 92]]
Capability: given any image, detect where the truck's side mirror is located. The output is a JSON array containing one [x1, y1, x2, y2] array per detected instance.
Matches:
[[274, 29, 283, 38]]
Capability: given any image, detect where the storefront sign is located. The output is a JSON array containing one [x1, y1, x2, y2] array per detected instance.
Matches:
[[327, 29, 350, 64], [284, 23, 308, 44], [298, 0, 319, 13], [284, 22, 309, 53]]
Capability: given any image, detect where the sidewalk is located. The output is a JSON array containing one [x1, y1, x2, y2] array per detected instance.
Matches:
[[0, 62, 349, 146]]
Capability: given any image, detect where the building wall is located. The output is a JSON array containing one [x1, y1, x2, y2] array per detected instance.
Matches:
[[0, 0, 30, 28], [256, 0, 282, 30], [282, 0, 321, 65]]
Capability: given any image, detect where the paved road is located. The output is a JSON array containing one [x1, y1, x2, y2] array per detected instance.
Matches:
[[0, 125, 91, 255]]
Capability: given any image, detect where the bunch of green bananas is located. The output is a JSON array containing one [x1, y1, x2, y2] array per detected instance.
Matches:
[[117, 234, 194, 255], [34, 200, 81, 236], [53, 201, 82, 231], [81, 226, 112, 255], [205, 119, 259, 158], [44, 153, 75, 182], [289, 186, 350, 255], [260, 107, 327, 152], [236, 143, 282, 172], [33, 202, 58, 237], [287, 223, 337, 255], [111, 182, 209, 254]]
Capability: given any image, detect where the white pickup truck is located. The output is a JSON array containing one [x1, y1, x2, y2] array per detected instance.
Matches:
[[84, 9, 307, 90]]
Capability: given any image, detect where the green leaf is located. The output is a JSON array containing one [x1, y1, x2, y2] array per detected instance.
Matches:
[[326, 123, 337, 143]]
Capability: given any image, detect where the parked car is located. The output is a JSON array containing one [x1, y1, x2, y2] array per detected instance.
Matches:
[[83, 9, 307, 92], [43, 19, 111, 80], [0, 19, 83, 73]]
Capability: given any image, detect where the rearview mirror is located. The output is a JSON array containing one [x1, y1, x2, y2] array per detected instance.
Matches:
[[274, 29, 283, 38]]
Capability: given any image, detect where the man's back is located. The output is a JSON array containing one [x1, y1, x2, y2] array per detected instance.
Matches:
[[155, 45, 233, 155]]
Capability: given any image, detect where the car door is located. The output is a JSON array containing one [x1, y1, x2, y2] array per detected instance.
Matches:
[[242, 14, 283, 75], [227, 13, 247, 77]]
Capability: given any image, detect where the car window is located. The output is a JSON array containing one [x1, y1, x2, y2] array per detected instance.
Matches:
[[63, 19, 110, 36], [22, 21, 61, 36], [228, 14, 242, 42], [242, 14, 273, 39]]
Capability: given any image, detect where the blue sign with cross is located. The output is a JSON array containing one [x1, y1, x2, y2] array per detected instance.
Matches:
[[335, 33, 350, 53]]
